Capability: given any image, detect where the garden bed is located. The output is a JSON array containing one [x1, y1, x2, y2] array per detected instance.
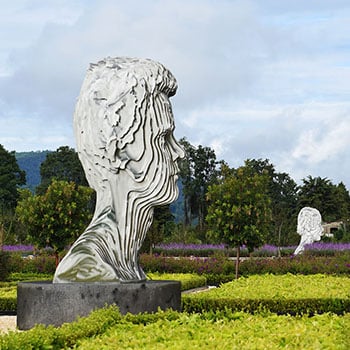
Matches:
[[0, 306, 349, 349], [182, 274, 350, 315]]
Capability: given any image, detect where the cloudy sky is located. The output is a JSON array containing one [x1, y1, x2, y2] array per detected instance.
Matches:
[[1, 0, 349, 188]]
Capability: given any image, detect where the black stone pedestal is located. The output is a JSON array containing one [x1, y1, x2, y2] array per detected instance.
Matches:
[[17, 280, 181, 330]]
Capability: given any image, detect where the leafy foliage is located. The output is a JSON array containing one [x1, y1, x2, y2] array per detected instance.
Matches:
[[0, 305, 123, 349], [1, 302, 349, 349], [0, 144, 26, 210], [0, 145, 26, 247], [207, 163, 271, 251], [244, 159, 299, 246], [16, 180, 94, 261], [0, 251, 10, 281], [2, 306, 345, 350], [206, 162, 272, 277], [36, 146, 88, 194], [139, 252, 350, 285], [179, 138, 219, 230], [297, 176, 350, 223], [182, 274, 350, 315], [147, 272, 207, 291], [7, 253, 56, 274]]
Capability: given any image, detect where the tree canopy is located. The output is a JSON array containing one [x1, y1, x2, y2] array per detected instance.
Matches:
[[244, 159, 298, 246], [0, 144, 26, 210], [16, 180, 94, 264], [297, 176, 350, 223], [179, 138, 219, 231], [206, 162, 272, 278], [37, 146, 88, 194]]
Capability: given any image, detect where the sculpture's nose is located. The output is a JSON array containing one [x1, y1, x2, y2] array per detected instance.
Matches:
[[170, 135, 185, 161]]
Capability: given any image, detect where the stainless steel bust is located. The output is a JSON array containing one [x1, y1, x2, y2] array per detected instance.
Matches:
[[294, 207, 324, 255], [53, 57, 184, 283]]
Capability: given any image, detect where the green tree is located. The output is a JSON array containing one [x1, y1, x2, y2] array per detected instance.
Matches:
[[333, 182, 350, 222], [37, 146, 87, 194], [16, 179, 94, 265], [244, 159, 298, 247], [297, 176, 340, 222], [206, 162, 271, 279], [0, 144, 26, 209], [0, 144, 26, 248], [270, 172, 298, 248], [179, 138, 219, 232]]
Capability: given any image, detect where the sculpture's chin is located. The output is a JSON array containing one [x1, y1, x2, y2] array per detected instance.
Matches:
[[161, 178, 179, 205]]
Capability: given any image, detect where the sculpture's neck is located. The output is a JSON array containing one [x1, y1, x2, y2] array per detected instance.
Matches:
[[91, 183, 154, 253]]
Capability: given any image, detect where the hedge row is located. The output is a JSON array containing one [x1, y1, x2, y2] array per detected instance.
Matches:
[[140, 252, 350, 282], [77, 312, 350, 349], [1, 306, 349, 349], [182, 296, 350, 316], [1, 251, 349, 282], [182, 274, 350, 315], [152, 246, 294, 257], [0, 305, 124, 349], [147, 272, 207, 291]]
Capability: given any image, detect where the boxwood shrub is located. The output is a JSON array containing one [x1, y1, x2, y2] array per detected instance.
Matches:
[[1, 306, 349, 349], [182, 274, 350, 315]]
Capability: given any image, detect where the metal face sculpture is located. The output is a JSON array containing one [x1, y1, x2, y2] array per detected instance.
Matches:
[[294, 207, 324, 255], [53, 57, 184, 283]]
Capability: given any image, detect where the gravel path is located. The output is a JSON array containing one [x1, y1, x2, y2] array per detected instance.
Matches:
[[0, 316, 17, 333]]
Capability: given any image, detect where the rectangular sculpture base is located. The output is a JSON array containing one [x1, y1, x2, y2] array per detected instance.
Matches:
[[17, 280, 181, 330]]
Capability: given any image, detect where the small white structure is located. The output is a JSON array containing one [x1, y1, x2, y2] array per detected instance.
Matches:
[[322, 221, 343, 238], [294, 207, 324, 255]]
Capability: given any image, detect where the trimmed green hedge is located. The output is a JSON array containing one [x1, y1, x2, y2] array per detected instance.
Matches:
[[147, 272, 207, 291], [182, 296, 350, 315], [7, 253, 56, 274], [182, 274, 350, 315], [140, 252, 350, 279], [0, 305, 123, 349], [78, 311, 350, 349], [2, 306, 348, 349]]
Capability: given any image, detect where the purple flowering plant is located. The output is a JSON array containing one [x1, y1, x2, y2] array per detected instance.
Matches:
[[2, 245, 34, 253]]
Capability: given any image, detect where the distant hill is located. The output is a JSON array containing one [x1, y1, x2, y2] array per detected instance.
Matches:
[[15, 151, 51, 192]]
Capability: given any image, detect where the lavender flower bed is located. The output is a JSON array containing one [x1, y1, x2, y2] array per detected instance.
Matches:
[[157, 243, 227, 251], [304, 242, 350, 251], [154, 242, 350, 257], [2, 245, 34, 252]]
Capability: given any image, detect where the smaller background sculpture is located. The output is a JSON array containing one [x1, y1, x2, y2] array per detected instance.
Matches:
[[294, 207, 324, 255]]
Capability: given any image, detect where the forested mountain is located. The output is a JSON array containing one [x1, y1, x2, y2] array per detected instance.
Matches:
[[15, 151, 51, 192]]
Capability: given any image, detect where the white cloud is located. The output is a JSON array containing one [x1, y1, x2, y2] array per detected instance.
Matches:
[[1, 0, 350, 188], [292, 119, 350, 164]]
